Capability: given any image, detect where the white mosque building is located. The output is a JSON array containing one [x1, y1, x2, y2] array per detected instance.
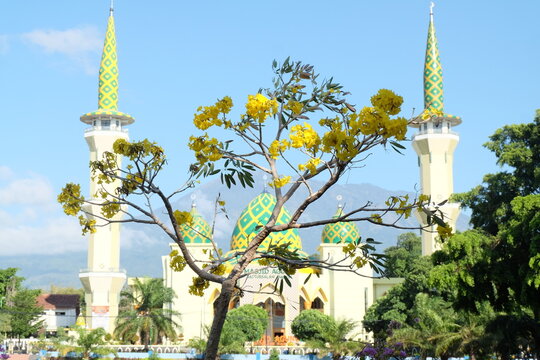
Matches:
[[78, 3, 461, 341]]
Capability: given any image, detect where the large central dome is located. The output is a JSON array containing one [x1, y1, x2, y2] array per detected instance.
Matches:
[[230, 192, 303, 252]]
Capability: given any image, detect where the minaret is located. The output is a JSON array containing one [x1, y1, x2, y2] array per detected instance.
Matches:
[[412, 3, 461, 256], [79, 2, 134, 332]]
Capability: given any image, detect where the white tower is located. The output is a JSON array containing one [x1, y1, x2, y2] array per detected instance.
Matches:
[[411, 3, 461, 256], [78, 3, 134, 332]]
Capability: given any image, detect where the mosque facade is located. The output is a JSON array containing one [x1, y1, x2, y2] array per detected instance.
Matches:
[[79, 3, 460, 341]]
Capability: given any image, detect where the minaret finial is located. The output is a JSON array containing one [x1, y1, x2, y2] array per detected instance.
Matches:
[[423, 1, 444, 112], [110, 0, 114, 15], [262, 175, 269, 193]]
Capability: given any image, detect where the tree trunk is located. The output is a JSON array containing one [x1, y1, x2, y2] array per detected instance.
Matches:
[[204, 280, 235, 360]]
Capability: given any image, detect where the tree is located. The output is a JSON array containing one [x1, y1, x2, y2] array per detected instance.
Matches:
[[304, 318, 358, 360], [454, 111, 540, 235], [58, 327, 114, 360], [363, 256, 432, 336], [114, 278, 179, 349], [383, 232, 421, 278], [0, 268, 21, 308], [434, 112, 540, 357], [223, 305, 267, 342], [291, 309, 334, 342], [59, 59, 447, 360], [8, 289, 43, 337]]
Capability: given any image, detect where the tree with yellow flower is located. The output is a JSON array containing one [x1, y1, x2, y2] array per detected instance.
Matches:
[[59, 59, 449, 360]]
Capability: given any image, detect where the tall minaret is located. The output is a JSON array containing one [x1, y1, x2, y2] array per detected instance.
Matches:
[[412, 3, 461, 256], [79, 1, 134, 332]]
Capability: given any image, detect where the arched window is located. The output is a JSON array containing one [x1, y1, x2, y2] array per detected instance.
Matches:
[[311, 297, 324, 311]]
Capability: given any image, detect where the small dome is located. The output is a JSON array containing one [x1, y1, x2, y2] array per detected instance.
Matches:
[[321, 205, 359, 244], [230, 192, 303, 252], [180, 204, 211, 244]]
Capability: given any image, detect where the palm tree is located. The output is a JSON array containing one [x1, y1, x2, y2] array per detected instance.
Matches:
[[306, 318, 359, 360], [114, 277, 180, 349]]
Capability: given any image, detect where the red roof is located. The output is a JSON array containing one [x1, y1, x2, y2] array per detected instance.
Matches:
[[36, 294, 80, 310]]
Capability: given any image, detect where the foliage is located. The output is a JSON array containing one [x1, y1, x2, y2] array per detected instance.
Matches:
[[223, 305, 267, 342], [188, 337, 208, 354], [7, 288, 43, 337], [0, 268, 21, 308], [58, 327, 114, 360], [433, 113, 540, 356], [114, 278, 179, 349], [269, 349, 280, 360], [216, 305, 268, 354], [218, 324, 247, 355], [363, 256, 432, 335], [454, 111, 540, 235], [58, 59, 446, 360], [305, 318, 358, 360], [291, 309, 334, 341], [383, 232, 421, 278]]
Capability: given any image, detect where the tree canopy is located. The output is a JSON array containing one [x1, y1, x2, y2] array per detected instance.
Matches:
[[59, 59, 448, 360], [114, 278, 179, 349]]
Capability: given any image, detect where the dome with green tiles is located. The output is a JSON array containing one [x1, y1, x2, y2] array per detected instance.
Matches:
[[321, 205, 359, 244], [230, 192, 303, 252], [180, 204, 212, 244]]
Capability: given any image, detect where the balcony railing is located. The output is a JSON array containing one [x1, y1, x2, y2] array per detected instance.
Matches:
[[79, 268, 127, 274], [84, 127, 129, 133]]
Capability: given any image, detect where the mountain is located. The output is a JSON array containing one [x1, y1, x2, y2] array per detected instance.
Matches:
[[0, 179, 470, 289]]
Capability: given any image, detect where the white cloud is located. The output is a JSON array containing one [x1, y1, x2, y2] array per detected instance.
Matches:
[[0, 168, 84, 255], [0, 166, 14, 180], [0, 35, 9, 54], [21, 26, 101, 74], [122, 227, 160, 249], [0, 175, 54, 206]]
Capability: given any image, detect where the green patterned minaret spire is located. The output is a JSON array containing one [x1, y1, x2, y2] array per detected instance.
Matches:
[[81, 0, 134, 124], [424, 2, 444, 112]]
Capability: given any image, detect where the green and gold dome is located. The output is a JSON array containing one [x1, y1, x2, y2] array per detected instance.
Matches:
[[321, 205, 359, 244], [229, 192, 304, 253], [180, 204, 212, 244]]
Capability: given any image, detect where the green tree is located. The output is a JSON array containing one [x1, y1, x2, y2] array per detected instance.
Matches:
[[0, 268, 21, 308], [59, 327, 114, 360], [59, 59, 446, 360], [223, 305, 267, 342], [363, 256, 433, 336], [114, 278, 179, 349], [383, 232, 421, 278], [8, 288, 43, 337], [305, 318, 358, 360], [454, 112, 540, 236], [434, 112, 540, 358], [291, 309, 334, 342]]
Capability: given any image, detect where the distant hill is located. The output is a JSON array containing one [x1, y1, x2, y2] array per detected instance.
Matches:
[[1, 179, 470, 289]]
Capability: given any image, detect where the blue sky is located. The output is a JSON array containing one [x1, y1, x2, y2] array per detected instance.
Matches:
[[0, 1, 539, 256]]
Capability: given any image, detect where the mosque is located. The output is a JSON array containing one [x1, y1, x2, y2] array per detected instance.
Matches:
[[78, 2, 461, 343]]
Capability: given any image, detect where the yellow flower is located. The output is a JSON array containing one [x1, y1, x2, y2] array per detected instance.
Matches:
[[370, 89, 403, 115], [298, 158, 321, 175], [289, 123, 320, 151], [193, 96, 233, 130], [244, 93, 279, 123], [269, 175, 291, 188], [173, 210, 194, 226], [188, 135, 223, 164], [437, 223, 453, 240], [268, 139, 290, 159], [285, 100, 303, 115]]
